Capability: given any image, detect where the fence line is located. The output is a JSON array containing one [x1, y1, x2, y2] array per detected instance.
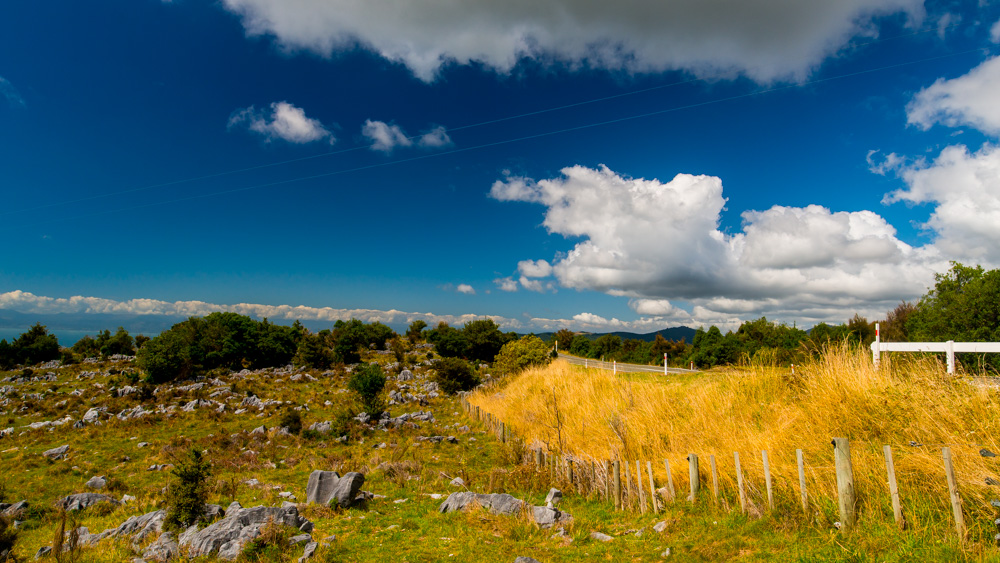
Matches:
[[871, 322, 1000, 374], [557, 352, 699, 375], [460, 396, 996, 542]]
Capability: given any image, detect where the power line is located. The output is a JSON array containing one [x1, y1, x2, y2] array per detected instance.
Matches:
[[0, 20, 967, 219], [0, 47, 990, 232]]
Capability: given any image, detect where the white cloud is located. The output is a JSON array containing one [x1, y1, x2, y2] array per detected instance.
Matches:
[[456, 284, 476, 295], [494, 277, 518, 292], [517, 259, 552, 278], [518, 276, 546, 293], [220, 0, 922, 82], [492, 164, 948, 328], [0, 289, 523, 330], [362, 121, 453, 151], [907, 56, 1000, 136], [361, 120, 412, 152], [0, 76, 25, 108], [418, 125, 452, 148], [990, 18, 1000, 43], [229, 101, 333, 144], [866, 150, 907, 175], [885, 143, 1000, 263]]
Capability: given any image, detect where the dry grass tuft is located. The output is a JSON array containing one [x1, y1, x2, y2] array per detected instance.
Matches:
[[470, 345, 1000, 531]]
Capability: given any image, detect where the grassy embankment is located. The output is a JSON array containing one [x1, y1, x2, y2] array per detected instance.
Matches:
[[469, 346, 1000, 561]]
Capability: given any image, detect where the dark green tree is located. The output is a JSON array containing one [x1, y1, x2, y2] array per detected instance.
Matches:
[[431, 357, 480, 394], [462, 319, 508, 363], [427, 323, 468, 358], [347, 363, 387, 416], [165, 448, 212, 530], [590, 334, 622, 359], [10, 324, 59, 366], [494, 335, 552, 375], [568, 334, 592, 357], [406, 320, 428, 343], [553, 329, 575, 353]]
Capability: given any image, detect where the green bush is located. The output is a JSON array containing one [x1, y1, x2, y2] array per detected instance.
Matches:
[[431, 357, 480, 395], [279, 409, 302, 435], [165, 448, 212, 531], [0, 515, 19, 562], [494, 335, 553, 376], [347, 363, 386, 417]]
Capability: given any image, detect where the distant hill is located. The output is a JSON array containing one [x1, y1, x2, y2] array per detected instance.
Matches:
[[535, 326, 697, 344]]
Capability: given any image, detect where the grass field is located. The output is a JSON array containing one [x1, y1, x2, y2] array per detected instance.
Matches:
[[4, 344, 1000, 561], [469, 345, 1000, 561]]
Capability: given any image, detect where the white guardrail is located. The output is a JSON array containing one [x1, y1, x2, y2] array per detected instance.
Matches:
[[871, 323, 1000, 374], [557, 352, 699, 375]]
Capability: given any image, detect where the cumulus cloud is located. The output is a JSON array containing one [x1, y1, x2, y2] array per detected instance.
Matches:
[[456, 284, 476, 295], [362, 120, 412, 152], [907, 56, 1000, 136], [0, 290, 522, 330], [885, 143, 1000, 263], [990, 18, 1000, 43], [866, 150, 907, 175], [418, 125, 453, 148], [492, 164, 947, 328], [0, 76, 25, 108], [517, 259, 552, 278], [219, 0, 921, 82], [229, 101, 333, 144], [362, 120, 453, 152], [494, 277, 519, 292]]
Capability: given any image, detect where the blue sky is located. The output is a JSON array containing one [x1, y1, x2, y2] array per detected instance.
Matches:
[[2, 0, 1000, 335]]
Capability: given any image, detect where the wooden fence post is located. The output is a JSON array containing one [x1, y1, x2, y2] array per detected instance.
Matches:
[[636, 460, 647, 513], [623, 460, 632, 510], [605, 461, 612, 501], [883, 445, 903, 528], [762, 450, 773, 511], [664, 459, 676, 501], [710, 455, 719, 505], [833, 437, 856, 530], [613, 460, 622, 510], [688, 454, 700, 503], [942, 447, 966, 540], [735, 452, 747, 513], [647, 461, 659, 513], [796, 449, 808, 514]]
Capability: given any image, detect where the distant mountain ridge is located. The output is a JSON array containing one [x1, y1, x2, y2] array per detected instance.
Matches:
[[535, 326, 697, 344]]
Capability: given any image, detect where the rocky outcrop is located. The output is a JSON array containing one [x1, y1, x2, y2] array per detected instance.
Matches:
[[56, 493, 119, 511], [179, 503, 312, 561], [439, 492, 573, 529], [304, 470, 365, 508]]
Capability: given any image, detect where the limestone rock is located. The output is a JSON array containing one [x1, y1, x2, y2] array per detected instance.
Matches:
[[331, 472, 365, 509], [438, 492, 524, 517], [590, 531, 613, 542], [57, 493, 119, 511], [299, 541, 318, 562], [305, 470, 340, 505], [653, 521, 667, 533], [86, 475, 107, 490], [544, 488, 562, 507], [142, 531, 178, 562], [180, 504, 311, 561], [43, 444, 69, 460], [515, 558, 542, 563]]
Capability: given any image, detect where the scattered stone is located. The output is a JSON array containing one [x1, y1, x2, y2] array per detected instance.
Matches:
[[590, 531, 614, 542], [250, 425, 267, 435], [180, 504, 312, 561], [85, 475, 107, 490], [2, 501, 28, 518], [289, 534, 312, 546], [439, 492, 524, 517], [661, 547, 672, 557], [57, 493, 119, 511], [544, 488, 562, 507], [308, 421, 332, 434], [299, 541, 318, 562], [138, 442, 150, 448], [142, 531, 179, 562], [34, 546, 51, 559], [43, 444, 69, 460], [515, 558, 542, 563], [304, 470, 366, 508], [449, 477, 466, 488], [653, 521, 668, 533]]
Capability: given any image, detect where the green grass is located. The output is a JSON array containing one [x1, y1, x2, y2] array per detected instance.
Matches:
[[3, 353, 1000, 562]]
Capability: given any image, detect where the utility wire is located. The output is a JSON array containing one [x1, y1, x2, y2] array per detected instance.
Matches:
[[0, 46, 990, 232], [0, 21, 968, 219]]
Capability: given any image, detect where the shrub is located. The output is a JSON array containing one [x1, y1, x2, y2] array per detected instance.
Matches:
[[279, 409, 302, 435], [347, 363, 386, 417], [462, 319, 510, 363], [165, 448, 212, 530], [0, 515, 19, 562], [494, 336, 553, 376], [431, 357, 480, 395]]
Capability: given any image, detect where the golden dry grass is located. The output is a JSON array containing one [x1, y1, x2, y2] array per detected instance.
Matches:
[[469, 345, 1000, 535]]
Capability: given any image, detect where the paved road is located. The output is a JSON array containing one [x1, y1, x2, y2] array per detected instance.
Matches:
[[558, 353, 699, 375]]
